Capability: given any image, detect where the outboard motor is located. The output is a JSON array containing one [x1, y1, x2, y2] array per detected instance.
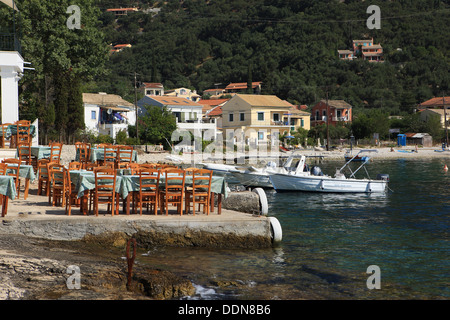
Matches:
[[311, 166, 323, 176], [266, 161, 277, 169], [376, 174, 389, 182]]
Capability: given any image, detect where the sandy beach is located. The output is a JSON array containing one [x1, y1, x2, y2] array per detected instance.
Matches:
[[66, 145, 450, 167]]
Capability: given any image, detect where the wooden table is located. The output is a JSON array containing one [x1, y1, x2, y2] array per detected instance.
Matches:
[[0, 176, 17, 217], [68, 170, 228, 215], [118, 174, 228, 215]]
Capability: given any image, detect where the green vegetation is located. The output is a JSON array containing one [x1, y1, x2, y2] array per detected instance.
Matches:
[[1, 0, 449, 144]]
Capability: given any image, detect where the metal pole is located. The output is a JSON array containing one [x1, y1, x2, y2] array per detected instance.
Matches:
[[134, 72, 139, 144], [444, 94, 448, 148], [326, 89, 330, 151]]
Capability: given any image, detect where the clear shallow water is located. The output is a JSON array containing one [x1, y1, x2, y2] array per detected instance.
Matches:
[[138, 159, 449, 299]]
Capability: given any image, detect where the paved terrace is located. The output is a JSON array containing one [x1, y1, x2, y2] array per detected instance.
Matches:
[[0, 181, 275, 248]]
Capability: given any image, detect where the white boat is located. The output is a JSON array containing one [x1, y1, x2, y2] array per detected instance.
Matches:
[[230, 152, 314, 188], [269, 154, 389, 193]]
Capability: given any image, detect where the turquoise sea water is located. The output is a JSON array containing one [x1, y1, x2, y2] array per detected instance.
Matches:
[[140, 158, 449, 299]]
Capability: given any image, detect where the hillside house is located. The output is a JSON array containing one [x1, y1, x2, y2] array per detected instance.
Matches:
[[83, 92, 136, 139], [339, 38, 384, 62], [142, 82, 164, 96], [164, 87, 201, 102], [106, 8, 138, 16], [137, 95, 217, 138], [310, 100, 352, 127], [224, 82, 262, 95], [221, 94, 308, 145]]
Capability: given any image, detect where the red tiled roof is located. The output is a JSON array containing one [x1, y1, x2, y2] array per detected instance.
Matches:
[[197, 99, 229, 106], [113, 44, 131, 48], [106, 8, 138, 12], [142, 82, 163, 88], [225, 82, 262, 90], [207, 105, 222, 117], [419, 97, 450, 107]]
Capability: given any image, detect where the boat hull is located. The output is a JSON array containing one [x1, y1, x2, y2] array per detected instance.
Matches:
[[269, 173, 387, 193], [231, 172, 273, 188]]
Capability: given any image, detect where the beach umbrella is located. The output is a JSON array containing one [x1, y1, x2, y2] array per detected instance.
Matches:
[[285, 135, 295, 139]]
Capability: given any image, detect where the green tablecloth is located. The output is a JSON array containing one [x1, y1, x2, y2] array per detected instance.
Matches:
[[0, 176, 17, 200], [118, 174, 228, 199], [1, 125, 37, 139], [69, 170, 122, 198], [7, 164, 36, 182], [16, 146, 51, 160], [75, 148, 139, 163], [69, 170, 228, 200]]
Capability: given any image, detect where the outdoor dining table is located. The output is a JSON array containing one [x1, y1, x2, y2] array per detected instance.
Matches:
[[0, 175, 18, 217], [68, 170, 228, 215], [75, 147, 139, 163], [118, 173, 228, 215], [69, 170, 122, 215], [15, 145, 52, 160], [7, 163, 36, 200]]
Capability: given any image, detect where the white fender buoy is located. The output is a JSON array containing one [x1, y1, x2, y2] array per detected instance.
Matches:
[[252, 187, 268, 215], [268, 217, 282, 243]]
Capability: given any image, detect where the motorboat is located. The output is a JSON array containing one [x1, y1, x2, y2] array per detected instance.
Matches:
[[269, 153, 389, 193], [344, 149, 377, 162], [200, 163, 243, 176], [230, 152, 315, 188]]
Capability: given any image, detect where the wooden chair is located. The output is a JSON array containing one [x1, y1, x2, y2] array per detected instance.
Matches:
[[68, 161, 82, 170], [93, 167, 119, 216], [17, 141, 32, 166], [116, 145, 133, 169], [103, 144, 117, 167], [126, 162, 140, 175], [16, 120, 31, 145], [3, 158, 21, 199], [140, 163, 157, 169], [0, 123, 12, 148], [0, 163, 8, 175], [159, 168, 186, 215], [64, 168, 80, 216], [135, 168, 160, 215], [76, 142, 91, 169], [37, 159, 51, 196], [185, 169, 212, 215], [49, 142, 63, 164], [49, 163, 65, 206]]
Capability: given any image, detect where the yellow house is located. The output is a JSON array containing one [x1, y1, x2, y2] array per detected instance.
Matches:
[[221, 94, 310, 145]]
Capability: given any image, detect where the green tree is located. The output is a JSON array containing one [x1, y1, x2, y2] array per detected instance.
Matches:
[[139, 105, 177, 144], [5, 0, 108, 143]]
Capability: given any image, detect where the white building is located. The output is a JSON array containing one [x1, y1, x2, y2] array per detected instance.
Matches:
[[82, 92, 136, 140], [137, 95, 217, 140]]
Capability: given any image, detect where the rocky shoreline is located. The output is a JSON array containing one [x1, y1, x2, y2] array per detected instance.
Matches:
[[0, 234, 195, 300]]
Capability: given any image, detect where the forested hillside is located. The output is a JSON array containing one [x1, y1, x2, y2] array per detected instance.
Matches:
[[91, 0, 450, 115]]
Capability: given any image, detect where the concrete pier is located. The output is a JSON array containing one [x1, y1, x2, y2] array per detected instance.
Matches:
[[0, 185, 279, 248]]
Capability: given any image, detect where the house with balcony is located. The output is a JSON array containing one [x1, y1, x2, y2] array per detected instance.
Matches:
[[221, 94, 307, 145], [224, 82, 262, 95], [137, 95, 217, 139], [164, 87, 201, 102], [310, 100, 352, 127], [83, 92, 136, 140], [338, 38, 384, 62], [141, 82, 164, 96]]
